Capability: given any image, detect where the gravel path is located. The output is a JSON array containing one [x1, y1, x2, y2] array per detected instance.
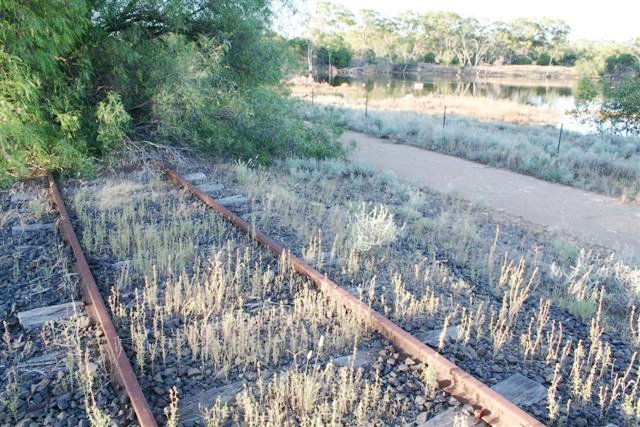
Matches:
[[343, 130, 640, 256]]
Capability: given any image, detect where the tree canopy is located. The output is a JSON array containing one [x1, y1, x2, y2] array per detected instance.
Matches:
[[575, 53, 640, 136], [0, 0, 342, 184], [303, 3, 574, 68]]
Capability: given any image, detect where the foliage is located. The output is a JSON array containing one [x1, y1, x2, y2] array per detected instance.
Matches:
[[302, 4, 638, 73], [303, 3, 573, 69], [594, 76, 640, 136], [316, 42, 352, 68], [1, 0, 343, 184], [575, 53, 640, 136], [575, 78, 599, 102], [96, 93, 131, 153], [574, 40, 639, 79], [0, 0, 93, 184], [606, 53, 640, 75]]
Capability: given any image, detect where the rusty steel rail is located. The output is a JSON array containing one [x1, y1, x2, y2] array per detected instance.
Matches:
[[164, 168, 544, 427], [47, 175, 157, 427]]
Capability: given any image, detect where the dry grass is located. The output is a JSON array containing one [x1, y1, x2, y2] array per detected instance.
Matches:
[[295, 80, 640, 201], [0, 187, 124, 425], [291, 79, 560, 126], [66, 175, 443, 423], [212, 157, 640, 423], [73, 180, 370, 375], [236, 361, 392, 426]]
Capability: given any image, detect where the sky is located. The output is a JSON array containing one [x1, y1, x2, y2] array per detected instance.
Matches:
[[285, 0, 640, 42]]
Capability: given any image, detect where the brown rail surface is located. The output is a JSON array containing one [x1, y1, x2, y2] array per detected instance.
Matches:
[[164, 167, 544, 427], [48, 175, 157, 427]]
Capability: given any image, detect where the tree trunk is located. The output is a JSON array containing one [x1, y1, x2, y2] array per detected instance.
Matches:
[[307, 42, 313, 76]]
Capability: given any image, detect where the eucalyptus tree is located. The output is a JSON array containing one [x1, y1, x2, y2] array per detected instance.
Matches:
[[308, 1, 355, 69], [419, 12, 465, 65], [453, 18, 497, 68]]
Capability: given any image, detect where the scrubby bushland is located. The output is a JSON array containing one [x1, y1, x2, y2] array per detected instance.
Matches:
[[0, 1, 343, 185]]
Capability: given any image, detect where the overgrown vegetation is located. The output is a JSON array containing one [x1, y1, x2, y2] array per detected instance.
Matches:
[[1, 183, 128, 424], [0, 0, 343, 185], [66, 174, 447, 424], [213, 156, 640, 425]]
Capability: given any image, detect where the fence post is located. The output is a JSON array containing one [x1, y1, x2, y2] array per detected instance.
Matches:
[[442, 106, 447, 130], [365, 93, 369, 117], [557, 123, 563, 155]]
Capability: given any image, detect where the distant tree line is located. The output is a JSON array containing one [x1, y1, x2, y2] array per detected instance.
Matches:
[[291, 1, 639, 72]]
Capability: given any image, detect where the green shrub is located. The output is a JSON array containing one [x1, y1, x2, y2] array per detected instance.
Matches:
[[96, 93, 130, 152], [1, 1, 343, 185], [576, 78, 599, 102], [553, 238, 580, 265]]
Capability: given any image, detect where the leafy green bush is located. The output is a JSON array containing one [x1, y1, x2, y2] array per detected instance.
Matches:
[[1, 0, 343, 185], [0, 1, 92, 184], [575, 54, 640, 137], [576, 78, 599, 102], [597, 76, 640, 136], [606, 53, 639, 75], [96, 93, 131, 152]]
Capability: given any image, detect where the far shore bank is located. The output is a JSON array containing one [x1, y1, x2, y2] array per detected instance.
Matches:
[[326, 63, 578, 83]]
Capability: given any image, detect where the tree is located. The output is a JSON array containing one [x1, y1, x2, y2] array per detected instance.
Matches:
[[308, 1, 355, 69], [575, 55, 640, 136], [0, 0, 93, 182], [1, 0, 344, 183], [538, 18, 570, 65], [353, 10, 398, 62], [418, 12, 464, 65], [395, 12, 429, 71], [316, 35, 352, 68], [606, 53, 640, 76], [589, 76, 640, 135], [453, 18, 497, 68]]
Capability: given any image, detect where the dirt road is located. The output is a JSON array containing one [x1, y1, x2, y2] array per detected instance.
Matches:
[[343, 131, 640, 255]]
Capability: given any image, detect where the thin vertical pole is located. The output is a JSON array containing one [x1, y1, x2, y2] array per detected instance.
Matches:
[[557, 123, 563, 155], [311, 88, 314, 106], [443, 106, 447, 130], [365, 93, 369, 117]]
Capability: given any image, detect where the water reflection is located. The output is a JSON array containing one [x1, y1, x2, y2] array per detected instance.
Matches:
[[316, 75, 576, 109], [315, 75, 596, 133]]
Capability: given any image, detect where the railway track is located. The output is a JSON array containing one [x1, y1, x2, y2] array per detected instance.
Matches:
[[0, 179, 135, 426], [163, 168, 543, 427], [37, 168, 540, 426], [5, 163, 636, 426]]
